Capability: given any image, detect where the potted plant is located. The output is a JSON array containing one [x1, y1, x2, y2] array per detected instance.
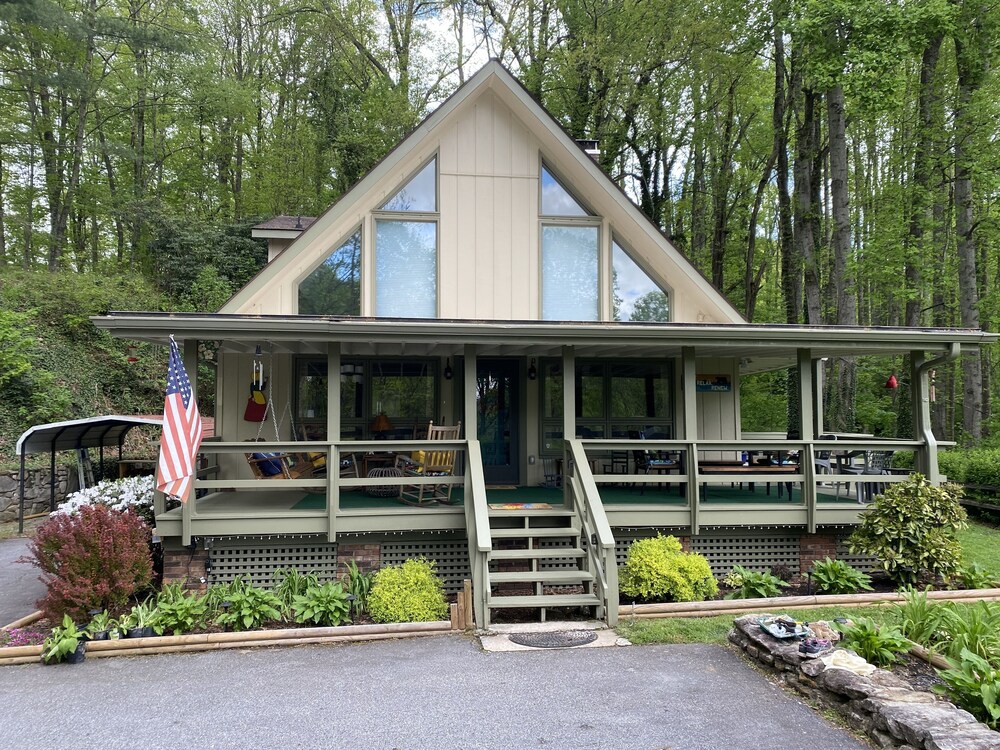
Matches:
[[42, 615, 86, 665], [85, 610, 115, 641], [121, 600, 157, 638]]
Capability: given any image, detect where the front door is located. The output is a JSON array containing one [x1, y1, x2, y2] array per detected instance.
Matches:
[[477, 359, 519, 485]]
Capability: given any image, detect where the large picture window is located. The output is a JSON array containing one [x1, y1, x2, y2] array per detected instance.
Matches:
[[374, 157, 438, 318], [612, 240, 670, 322], [540, 360, 674, 453], [540, 164, 600, 321]]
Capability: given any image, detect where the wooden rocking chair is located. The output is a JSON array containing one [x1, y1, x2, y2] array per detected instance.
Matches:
[[395, 421, 462, 506]]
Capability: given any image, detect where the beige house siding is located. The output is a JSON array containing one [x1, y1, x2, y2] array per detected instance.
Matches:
[[696, 357, 740, 462]]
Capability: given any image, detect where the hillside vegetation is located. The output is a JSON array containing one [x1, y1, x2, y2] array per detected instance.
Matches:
[[0, 270, 169, 466]]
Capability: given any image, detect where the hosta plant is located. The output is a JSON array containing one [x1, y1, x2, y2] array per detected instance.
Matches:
[[153, 584, 209, 635], [215, 585, 283, 631], [953, 563, 998, 590], [42, 615, 85, 664], [809, 558, 873, 595], [835, 617, 911, 667], [273, 568, 321, 612], [724, 565, 788, 599], [292, 582, 352, 627]]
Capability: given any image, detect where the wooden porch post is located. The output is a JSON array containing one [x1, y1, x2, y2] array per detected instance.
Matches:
[[797, 348, 818, 533], [681, 346, 699, 534], [181, 339, 198, 547], [812, 357, 824, 437], [464, 344, 477, 441], [562, 346, 575, 507], [327, 342, 341, 541], [911, 350, 935, 481]]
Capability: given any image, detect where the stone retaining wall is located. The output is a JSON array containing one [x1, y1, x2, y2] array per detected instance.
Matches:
[[729, 614, 1000, 750], [0, 468, 78, 524]]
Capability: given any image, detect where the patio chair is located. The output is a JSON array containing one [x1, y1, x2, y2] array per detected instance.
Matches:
[[630, 448, 679, 495], [843, 450, 893, 503], [395, 421, 462, 506]]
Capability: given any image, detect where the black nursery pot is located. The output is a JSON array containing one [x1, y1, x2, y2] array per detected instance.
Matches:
[[125, 627, 144, 639], [65, 643, 86, 664], [91, 630, 110, 641]]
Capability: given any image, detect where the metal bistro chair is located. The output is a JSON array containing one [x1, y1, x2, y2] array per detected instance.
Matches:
[[629, 430, 679, 496], [395, 421, 462, 506]]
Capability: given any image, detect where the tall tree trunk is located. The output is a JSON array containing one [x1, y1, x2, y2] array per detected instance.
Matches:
[[792, 45, 821, 324], [954, 40, 983, 442], [827, 83, 856, 431], [0, 149, 7, 266]]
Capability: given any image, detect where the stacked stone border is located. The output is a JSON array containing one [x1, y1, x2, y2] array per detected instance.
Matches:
[[729, 614, 1000, 750]]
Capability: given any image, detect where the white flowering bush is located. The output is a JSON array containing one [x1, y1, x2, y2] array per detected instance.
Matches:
[[56, 475, 156, 527]]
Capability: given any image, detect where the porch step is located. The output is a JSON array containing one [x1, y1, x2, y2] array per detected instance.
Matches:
[[490, 548, 586, 561], [489, 570, 594, 584], [487, 593, 601, 609], [489, 527, 578, 539]]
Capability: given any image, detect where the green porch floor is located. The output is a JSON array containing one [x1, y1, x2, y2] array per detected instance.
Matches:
[[292, 482, 856, 510]]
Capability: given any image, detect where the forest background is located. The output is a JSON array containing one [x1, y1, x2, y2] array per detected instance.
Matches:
[[0, 0, 998, 464]]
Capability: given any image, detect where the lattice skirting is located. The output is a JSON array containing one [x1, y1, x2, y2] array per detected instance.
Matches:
[[207, 538, 340, 588], [204, 536, 472, 594], [614, 531, 866, 578]]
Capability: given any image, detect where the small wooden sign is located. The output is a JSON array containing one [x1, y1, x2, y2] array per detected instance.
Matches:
[[696, 374, 732, 392]]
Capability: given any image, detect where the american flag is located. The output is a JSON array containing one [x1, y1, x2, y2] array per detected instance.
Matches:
[[156, 336, 203, 502]]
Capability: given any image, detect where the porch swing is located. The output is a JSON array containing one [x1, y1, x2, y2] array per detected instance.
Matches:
[[243, 348, 357, 481]]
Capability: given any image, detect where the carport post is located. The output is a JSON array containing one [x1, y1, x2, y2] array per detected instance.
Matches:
[[18, 450, 26, 534], [50, 444, 56, 512]]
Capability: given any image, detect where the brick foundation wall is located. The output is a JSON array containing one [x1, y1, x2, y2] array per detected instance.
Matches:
[[336, 543, 381, 575], [799, 533, 839, 578], [163, 546, 209, 592]]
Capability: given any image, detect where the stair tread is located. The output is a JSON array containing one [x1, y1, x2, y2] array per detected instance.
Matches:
[[490, 548, 586, 560], [489, 570, 594, 583], [490, 527, 577, 539], [488, 593, 601, 608], [488, 508, 576, 517]]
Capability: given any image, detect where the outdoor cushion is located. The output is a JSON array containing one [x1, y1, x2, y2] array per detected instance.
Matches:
[[251, 452, 284, 476]]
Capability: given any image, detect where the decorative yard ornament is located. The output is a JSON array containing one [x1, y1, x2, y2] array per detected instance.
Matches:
[[885, 374, 898, 389]]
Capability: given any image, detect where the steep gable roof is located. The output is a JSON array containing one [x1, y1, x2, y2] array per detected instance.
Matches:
[[222, 60, 744, 323]]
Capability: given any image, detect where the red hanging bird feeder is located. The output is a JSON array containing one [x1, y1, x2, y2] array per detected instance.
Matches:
[[885, 374, 898, 389]]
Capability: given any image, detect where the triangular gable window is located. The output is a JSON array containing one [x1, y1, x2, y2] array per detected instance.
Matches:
[[541, 165, 590, 217], [612, 240, 670, 322], [299, 230, 361, 315], [380, 158, 437, 212]]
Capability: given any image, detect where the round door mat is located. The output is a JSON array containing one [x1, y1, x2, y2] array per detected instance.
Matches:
[[507, 630, 599, 649]]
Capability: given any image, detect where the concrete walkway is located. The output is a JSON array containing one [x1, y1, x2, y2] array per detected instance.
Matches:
[[0, 634, 870, 750], [0, 537, 44, 626]]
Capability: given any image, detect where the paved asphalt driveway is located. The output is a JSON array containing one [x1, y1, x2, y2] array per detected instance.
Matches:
[[0, 634, 869, 750], [0, 537, 45, 626]]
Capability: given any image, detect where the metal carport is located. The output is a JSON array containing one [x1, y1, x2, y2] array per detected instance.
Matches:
[[14, 416, 162, 532]]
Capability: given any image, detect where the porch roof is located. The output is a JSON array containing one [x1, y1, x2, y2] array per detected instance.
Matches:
[[91, 312, 996, 370]]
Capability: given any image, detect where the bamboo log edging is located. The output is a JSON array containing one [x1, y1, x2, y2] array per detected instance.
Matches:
[[618, 588, 1000, 619], [0, 620, 454, 667], [908, 642, 952, 671], [1, 610, 43, 631]]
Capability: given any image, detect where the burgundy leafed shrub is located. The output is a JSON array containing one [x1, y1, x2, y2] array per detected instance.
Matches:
[[25, 504, 153, 621]]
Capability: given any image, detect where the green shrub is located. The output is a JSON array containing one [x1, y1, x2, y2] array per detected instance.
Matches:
[[836, 617, 911, 667], [619, 535, 717, 602], [367, 558, 448, 624], [935, 649, 1000, 728], [723, 565, 788, 599], [25, 504, 153, 621], [847, 474, 967, 585], [810, 557, 873, 595], [292, 582, 352, 627]]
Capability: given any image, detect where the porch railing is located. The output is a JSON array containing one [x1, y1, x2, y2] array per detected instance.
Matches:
[[463, 439, 491, 629], [579, 437, 926, 534], [565, 439, 619, 625]]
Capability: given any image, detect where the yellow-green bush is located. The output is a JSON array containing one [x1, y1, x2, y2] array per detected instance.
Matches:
[[367, 558, 449, 623], [619, 534, 718, 602]]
